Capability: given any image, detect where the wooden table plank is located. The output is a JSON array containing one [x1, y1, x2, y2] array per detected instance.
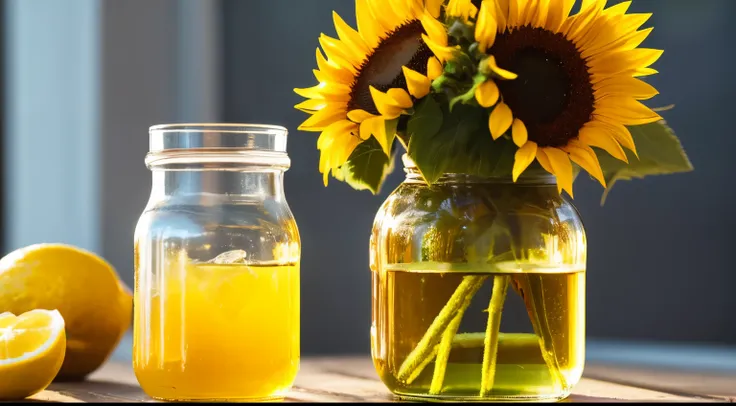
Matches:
[[18, 357, 732, 403], [584, 364, 736, 402]]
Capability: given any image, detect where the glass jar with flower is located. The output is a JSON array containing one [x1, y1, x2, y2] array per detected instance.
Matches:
[[294, 0, 693, 401]]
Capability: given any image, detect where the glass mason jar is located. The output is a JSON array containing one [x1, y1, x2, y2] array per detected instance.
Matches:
[[133, 124, 301, 402], [370, 156, 586, 402]]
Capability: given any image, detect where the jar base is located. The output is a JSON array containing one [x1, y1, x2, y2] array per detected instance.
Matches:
[[150, 395, 286, 403], [392, 390, 572, 403]]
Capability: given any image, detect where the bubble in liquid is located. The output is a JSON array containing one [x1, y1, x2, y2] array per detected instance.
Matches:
[[208, 250, 248, 264]]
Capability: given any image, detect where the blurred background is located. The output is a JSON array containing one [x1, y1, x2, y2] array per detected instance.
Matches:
[[3, 0, 735, 371]]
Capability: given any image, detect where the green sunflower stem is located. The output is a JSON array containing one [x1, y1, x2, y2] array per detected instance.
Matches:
[[397, 275, 487, 384], [429, 290, 473, 394], [480, 275, 511, 397]]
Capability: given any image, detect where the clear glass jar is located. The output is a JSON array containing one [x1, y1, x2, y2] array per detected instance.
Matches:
[[133, 124, 301, 402], [370, 156, 586, 402]]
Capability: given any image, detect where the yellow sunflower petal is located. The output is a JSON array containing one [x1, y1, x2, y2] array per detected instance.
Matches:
[[536, 147, 555, 174], [563, 0, 605, 40], [583, 12, 650, 56], [369, 117, 392, 156], [402, 66, 432, 99], [508, 0, 523, 28], [295, 99, 328, 113], [422, 34, 458, 62], [316, 82, 352, 99], [348, 109, 377, 123], [564, 142, 607, 188], [318, 149, 331, 185], [622, 27, 654, 50], [298, 104, 348, 132], [544, 147, 574, 197], [332, 11, 371, 57], [533, 0, 550, 29], [313, 69, 336, 84], [420, 12, 448, 47], [604, 1, 632, 16], [318, 121, 361, 184], [586, 120, 638, 158], [475, 80, 500, 108], [634, 67, 659, 77], [493, 0, 509, 32], [318, 34, 362, 72], [513, 141, 538, 182], [595, 97, 662, 126], [512, 119, 528, 147], [387, 88, 414, 109], [358, 116, 391, 156], [315, 48, 353, 84], [589, 48, 664, 77], [359, 117, 374, 141], [584, 26, 653, 60], [426, 0, 443, 18], [545, 0, 572, 32], [370, 86, 406, 119], [391, 0, 415, 19], [594, 77, 659, 100], [487, 56, 518, 80], [334, 135, 361, 169], [609, 12, 652, 39], [475, 1, 498, 52], [578, 126, 628, 163], [294, 83, 325, 100], [489, 102, 513, 140], [295, 82, 351, 102], [368, 0, 403, 33], [317, 120, 355, 150], [355, 0, 382, 49], [326, 135, 361, 183], [519, 0, 538, 27], [427, 57, 443, 80], [447, 0, 478, 21]]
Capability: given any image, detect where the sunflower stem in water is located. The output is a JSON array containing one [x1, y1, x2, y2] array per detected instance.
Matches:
[[405, 345, 439, 385], [429, 290, 474, 394], [480, 275, 511, 397], [453, 332, 540, 349], [512, 275, 566, 390], [397, 275, 487, 383]]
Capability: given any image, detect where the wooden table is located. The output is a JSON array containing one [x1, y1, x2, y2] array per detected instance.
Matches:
[[24, 357, 736, 403]]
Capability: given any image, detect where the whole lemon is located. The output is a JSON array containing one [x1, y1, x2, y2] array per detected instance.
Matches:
[[0, 243, 132, 381]]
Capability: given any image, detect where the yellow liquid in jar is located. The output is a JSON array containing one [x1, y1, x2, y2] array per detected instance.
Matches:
[[133, 256, 300, 401], [372, 265, 584, 401]]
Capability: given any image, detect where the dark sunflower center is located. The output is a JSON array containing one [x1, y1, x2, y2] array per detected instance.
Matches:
[[490, 26, 594, 148], [348, 20, 433, 115]]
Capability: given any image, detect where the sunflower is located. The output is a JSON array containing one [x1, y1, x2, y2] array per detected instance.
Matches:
[[465, 0, 662, 197], [294, 0, 450, 185]]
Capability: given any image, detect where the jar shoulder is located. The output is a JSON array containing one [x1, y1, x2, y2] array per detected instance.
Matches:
[[135, 195, 299, 264], [372, 182, 586, 268]]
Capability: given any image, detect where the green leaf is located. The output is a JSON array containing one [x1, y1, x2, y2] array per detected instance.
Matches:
[[407, 96, 443, 140], [449, 74, 486, 111], [596, 120, 693, 205], [374, 118, 398, 157], [337, 136, 394, 195], [409, 103, 482, 183]]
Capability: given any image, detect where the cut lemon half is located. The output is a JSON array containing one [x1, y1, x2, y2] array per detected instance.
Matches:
[[0, 309, 66, 400]]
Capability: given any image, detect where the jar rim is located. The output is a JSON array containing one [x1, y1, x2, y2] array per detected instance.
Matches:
[[149, 123, 288, 134], [401, 154, 557, 184], [146, 123, 291, 169]]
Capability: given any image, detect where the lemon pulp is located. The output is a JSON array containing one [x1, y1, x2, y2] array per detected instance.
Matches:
[[0, 309, 66, 400]]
